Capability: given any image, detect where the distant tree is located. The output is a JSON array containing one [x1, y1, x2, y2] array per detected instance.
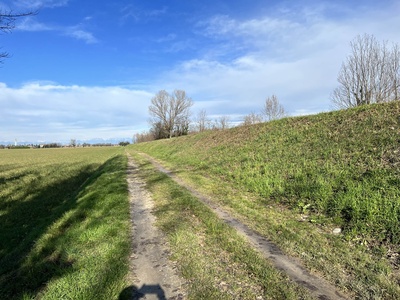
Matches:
[[70, 139, 77, 147], [263, 95, 286, 121], [119, 141, 130, 146], [242, 112, 263, 126], [213, 115, 230, 130], [195, 109, 211, 132], [1, 10, 36, 62], [149, 89, 193, 139], [133, 131, 154, 143], [331, 34, 400, 109]]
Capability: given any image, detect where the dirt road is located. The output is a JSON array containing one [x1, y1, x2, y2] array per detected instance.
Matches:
[[126, 156, 187, 300], [139, 153, 348, 300]]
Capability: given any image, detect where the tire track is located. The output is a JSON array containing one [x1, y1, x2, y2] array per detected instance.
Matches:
[[139, 152, 348, 300], [126, 155, 186, 300]]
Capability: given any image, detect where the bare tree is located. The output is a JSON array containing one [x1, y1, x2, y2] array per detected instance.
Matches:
[[1, 10, 36, 62], [195, 109, 211, 132], [242, 112, 263, 126], [331, 34, 400, 109], [212, 115, 230, 130], [263, 95, 286, 121], [149, 89, 193, 139]]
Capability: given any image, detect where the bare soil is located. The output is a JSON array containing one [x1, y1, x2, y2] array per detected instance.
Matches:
[[139, 153, 349, 300], [126, 155, 187, 300]]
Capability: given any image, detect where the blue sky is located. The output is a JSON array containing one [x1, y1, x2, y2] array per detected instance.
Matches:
[[1, 0, 400, 143]]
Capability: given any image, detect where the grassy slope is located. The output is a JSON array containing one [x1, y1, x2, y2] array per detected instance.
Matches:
[[0, 148, 131, 300], [131, 101, 400, 299]]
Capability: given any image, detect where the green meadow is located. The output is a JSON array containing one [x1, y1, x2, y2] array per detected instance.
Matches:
[[130, 101, 400, 299], [0, 147, 131, 300], [1, 101, 400, 299]]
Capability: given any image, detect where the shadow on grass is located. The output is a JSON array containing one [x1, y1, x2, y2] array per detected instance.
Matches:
[[0, 156, 123, 299]]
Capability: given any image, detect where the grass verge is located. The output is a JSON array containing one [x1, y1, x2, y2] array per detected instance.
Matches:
[[129, 152, 313, 300], [0, 148, 131, 300]]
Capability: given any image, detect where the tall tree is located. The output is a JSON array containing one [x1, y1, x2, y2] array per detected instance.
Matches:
[[331, 34, 400, 109], [1, 10, 35, 62], [263, 95, 286, 121], [149, 89, 193, 139]]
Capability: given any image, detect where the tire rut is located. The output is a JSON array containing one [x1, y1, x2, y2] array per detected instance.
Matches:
[[139, 152, 349, 300], [126, 155, 187, 300]]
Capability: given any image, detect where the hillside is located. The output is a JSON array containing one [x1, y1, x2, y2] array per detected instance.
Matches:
[[131, 101, 400, 298], [134, 101, 400, 244]]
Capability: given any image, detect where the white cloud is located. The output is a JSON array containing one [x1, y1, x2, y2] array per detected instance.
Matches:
[[14, 0, 69, 9], [65, 27, 98, 44], [0, 83, 153, 142], [15, 16, 99, 44], [16, 17, 53, 31], [157, 1, 400, 121]]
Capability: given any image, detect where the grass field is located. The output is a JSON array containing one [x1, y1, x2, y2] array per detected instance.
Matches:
[[0, 147, 131, 300], [130, 101, 400, 299]]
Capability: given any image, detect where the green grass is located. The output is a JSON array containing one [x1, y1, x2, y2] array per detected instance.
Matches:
[[128, 152, 313, 299], [130, 101, 400, 299], [0, 147, 131, 300]]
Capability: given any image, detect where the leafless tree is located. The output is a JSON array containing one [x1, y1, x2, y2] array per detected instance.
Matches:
[[195, 109, 211, 132], [212, 115, 230, 130], [134, 131, 155, 143], [331, 34, 400, 109], [242, 112, 263, 126], [263, 95, 286, 121], [149, 89, 193, 139], [1, 10, 36, 62]]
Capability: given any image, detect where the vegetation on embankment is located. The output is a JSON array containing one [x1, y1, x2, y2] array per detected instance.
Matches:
[[0, 148, 131, 300], [130, 101, 400, 299]]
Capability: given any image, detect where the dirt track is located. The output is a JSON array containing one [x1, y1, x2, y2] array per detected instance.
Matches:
[[138, 153, 349, 300], [126, 156, 186, 300]]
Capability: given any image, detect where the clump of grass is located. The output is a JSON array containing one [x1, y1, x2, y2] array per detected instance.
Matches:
[[0, 148, 131, 300], [130, 101, 400, 299]]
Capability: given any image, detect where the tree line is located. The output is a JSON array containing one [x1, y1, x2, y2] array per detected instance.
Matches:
[[134, 92, 286, 143]]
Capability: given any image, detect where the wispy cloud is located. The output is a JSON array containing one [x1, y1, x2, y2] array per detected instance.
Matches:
[[120, 4, 168, 23], [14, 0, 69, 9], [65, 27, 98, 44], [157, 1, 400, 120], [15, 16, 99, 44], [16, 17, 53, 31]]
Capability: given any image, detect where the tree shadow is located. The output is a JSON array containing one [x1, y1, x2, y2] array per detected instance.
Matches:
[[0, 156, 121, 299], [119, 284, 166, 300]]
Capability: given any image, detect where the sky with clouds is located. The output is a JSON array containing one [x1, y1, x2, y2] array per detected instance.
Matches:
[[1, 0, 400, 143]]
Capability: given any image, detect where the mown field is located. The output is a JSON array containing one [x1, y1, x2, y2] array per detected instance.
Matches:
[[130, 101, 400, 299], [0, 147, 131, 300]]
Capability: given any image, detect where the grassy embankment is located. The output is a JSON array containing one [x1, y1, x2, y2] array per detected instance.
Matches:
[[0, 147, 131, 300], [130, 101, 400, 299]]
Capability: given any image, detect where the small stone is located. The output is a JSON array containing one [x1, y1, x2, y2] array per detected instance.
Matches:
[[332, 228, 342, 235]]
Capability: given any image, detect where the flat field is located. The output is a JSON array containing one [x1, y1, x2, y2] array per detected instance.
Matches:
[[0, 147, 131, 300]]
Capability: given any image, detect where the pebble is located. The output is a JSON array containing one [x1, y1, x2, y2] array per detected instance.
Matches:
[[332, 228, 342, 235]]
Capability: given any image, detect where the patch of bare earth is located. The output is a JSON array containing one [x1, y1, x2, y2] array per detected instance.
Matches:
[[126, 155, 187, 300], [140, 153, 349, 300]]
